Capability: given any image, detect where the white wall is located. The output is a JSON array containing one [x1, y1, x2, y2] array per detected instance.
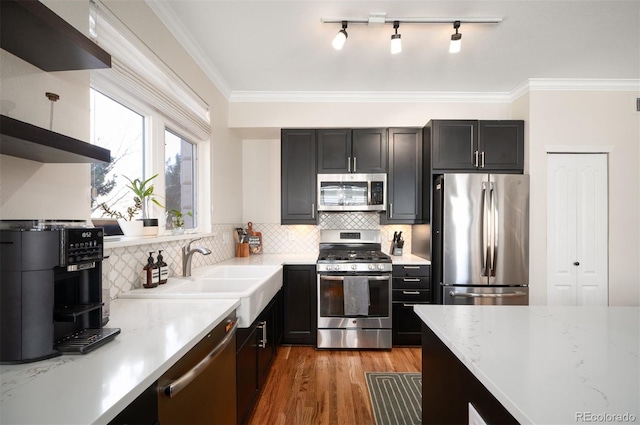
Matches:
[[0, 1, 91, 220], [527, 90, 640, 306], [242, 139, 280, 224]]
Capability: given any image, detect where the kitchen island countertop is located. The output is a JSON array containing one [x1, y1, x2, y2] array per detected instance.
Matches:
[[414, 305, 639, 424], [0, 298, 239, 425]]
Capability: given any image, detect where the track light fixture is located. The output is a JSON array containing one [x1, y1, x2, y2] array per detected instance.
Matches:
[[322, 15, 501, 54], [332, 21, 348, 50], [390, 21, 401, 54], [449, 21, 462, 53]]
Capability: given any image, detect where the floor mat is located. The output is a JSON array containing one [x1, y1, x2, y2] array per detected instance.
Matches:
[[365, 372, 422, 425]]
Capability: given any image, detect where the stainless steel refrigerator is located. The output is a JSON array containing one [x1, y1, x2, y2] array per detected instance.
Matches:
[[432, 173, 529, 305]]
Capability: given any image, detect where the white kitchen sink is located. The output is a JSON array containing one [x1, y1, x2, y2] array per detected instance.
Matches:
[[119, 265, 283, 328]]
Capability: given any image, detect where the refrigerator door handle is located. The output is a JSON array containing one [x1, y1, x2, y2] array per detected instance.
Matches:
[[481, 182, 489, 277], [489, 183, 496, 277]]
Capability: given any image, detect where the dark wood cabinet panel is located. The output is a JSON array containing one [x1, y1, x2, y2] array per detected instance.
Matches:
[[316, 128, 387, 174], [281, 129, 317, 224], [351, 128, 388, 173], [317, 129, 351, 173], [431, 120, 478, 171], [384, 128, 423, 223], [282, 265, 317, 345], [392, 264, 431, 346], [429, 120, 524, 173], [479, 120, 525, 171], [422, 324, 519, 424], [236, 294, 280, 425]]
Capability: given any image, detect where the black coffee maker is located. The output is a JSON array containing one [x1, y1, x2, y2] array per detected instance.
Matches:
[[0, 220, 120, 364]]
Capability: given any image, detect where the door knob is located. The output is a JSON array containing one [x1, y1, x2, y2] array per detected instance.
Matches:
[[573, 261, 580, 266]]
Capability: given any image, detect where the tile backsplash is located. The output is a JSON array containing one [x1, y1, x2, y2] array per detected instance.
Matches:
[[104, 212, 412, 300]]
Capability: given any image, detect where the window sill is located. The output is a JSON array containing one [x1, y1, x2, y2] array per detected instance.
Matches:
[[104, 231, 216, 249]]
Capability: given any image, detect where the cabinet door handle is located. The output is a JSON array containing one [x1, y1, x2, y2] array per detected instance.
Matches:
[[258, 320, 268, 348], [348, 157, 351, 173], [480, 151, 485, 168], [389, 203, 393, 218], [474, 150, 479, 167], [312, 203, 315, 219], [353, 157, 357, 173]]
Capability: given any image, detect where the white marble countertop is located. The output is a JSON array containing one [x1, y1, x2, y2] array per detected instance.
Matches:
[[414, 305, 640, 425], [0, 298, 239, 425], [217, 252, 429, 266]]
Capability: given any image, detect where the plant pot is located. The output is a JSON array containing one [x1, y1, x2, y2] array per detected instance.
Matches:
[[117, 219, 144, 237], [140, 218, 159, 237], [171, 216, 185, 235]]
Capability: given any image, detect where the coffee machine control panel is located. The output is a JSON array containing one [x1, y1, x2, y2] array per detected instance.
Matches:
[[61, 228, 104, 267]]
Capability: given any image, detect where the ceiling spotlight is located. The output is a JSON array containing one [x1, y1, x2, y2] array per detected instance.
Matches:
[[332, 21, 348, 50], [390, 21, 401, 54], [449, 20, 462, 53]]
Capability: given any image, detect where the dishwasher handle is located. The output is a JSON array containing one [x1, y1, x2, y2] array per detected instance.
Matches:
[[163, 319, 238, 398]]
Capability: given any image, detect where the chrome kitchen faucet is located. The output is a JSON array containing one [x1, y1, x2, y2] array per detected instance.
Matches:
[[182, 238, 211, 277]]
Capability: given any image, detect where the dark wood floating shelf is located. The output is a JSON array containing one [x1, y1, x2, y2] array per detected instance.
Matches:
[[0, 0, 111, 71], [0, 115, 111, 163]]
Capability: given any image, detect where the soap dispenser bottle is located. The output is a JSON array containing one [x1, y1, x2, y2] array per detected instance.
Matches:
[[141, 252, 159, 288], [156, 250, 168, 284]]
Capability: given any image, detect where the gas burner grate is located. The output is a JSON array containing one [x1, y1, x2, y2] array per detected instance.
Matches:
[[55, 327, 120, 354]]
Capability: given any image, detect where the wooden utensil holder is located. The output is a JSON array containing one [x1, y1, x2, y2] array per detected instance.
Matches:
[[236, 243, 249, 257]]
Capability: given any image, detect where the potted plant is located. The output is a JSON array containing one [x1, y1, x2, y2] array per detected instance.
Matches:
[[168, 209, 193, 235], [124, 174, 164, 236], [99, 174, 164, 237], [100, 197, 144, 236]]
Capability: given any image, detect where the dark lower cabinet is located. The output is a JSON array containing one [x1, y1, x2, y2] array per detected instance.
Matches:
[[422, 324, 519, 424], [392, 264, 431, 346], [108, 381, 159, 425], [236, 292, 281, 425], [282, 265, 317, 345]]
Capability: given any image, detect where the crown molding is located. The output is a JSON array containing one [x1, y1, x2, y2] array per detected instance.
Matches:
[[145, 0, 232, 99], [511, 78, 640, 102], [229, 91, 512, 103]]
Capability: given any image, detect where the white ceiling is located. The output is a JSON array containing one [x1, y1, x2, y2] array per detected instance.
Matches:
[[147, 1, 640, 99]]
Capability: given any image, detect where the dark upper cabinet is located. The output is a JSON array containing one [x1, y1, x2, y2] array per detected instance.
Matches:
[[317, 128, 387, 173], [429, 120, 524, 173], [317, 129, 351, 173], [282, 265, 317, 345], [383, 128, 424, 223], [281, 129, 317, 225], [478, 120, 525, 171], [0, 0, 111, 72]]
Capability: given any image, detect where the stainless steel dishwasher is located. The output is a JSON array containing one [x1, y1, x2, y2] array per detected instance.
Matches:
[[158, 312, 238, 425]]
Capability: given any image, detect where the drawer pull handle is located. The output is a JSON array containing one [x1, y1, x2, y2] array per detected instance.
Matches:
[[402, 266, 420, 269], [403, 278, 421, 282], [402, 291, 421, 295]]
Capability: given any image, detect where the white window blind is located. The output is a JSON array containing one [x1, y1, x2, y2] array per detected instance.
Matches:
[[90, 0, 211, 141]]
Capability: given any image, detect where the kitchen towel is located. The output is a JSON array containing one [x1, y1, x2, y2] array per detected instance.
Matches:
[[343, 276, 370, 316]]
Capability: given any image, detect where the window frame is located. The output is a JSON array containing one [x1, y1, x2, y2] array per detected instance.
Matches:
[[90, 78, 211, 235]]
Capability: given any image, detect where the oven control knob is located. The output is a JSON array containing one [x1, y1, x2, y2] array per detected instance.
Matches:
[[351, 264, 357, 271], [377, 264, 384, 271], [368, 264, 375, 271]]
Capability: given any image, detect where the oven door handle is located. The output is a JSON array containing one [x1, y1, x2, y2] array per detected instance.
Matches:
[[449, 291, 528, 298], [162, 319, 238, 398], [319, 275, 390, 281]]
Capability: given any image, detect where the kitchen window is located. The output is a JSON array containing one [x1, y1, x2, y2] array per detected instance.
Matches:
[[88, 1, 211, 234]]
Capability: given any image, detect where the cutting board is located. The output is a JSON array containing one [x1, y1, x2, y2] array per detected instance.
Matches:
[[247, 222, 262, 254]]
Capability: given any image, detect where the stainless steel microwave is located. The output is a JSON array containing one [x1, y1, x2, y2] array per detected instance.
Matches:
[[317, 173, 387, 212]]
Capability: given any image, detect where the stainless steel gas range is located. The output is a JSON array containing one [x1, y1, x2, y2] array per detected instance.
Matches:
[[316, 230, 392, 349]]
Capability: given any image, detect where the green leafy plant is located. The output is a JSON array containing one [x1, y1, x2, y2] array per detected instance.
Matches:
[[99, 174, 164, 221], [169, 209, 193, 228], [123, 174, 164, 219]]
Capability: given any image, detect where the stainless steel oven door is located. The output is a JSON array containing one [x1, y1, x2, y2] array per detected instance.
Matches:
[[317, 273, 392, 329], [443, 286, 529, 305]]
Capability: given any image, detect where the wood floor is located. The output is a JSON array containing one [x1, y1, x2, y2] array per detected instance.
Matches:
[[247, 346, 422, 425]]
